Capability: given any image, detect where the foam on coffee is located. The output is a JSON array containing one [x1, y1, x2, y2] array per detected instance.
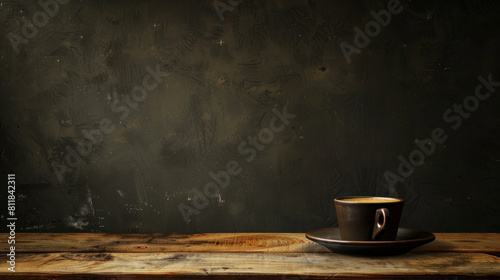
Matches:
[[338, 197, 401, 203]]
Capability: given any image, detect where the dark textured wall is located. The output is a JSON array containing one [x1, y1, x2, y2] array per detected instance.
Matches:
[[1, 0, 499, 233]]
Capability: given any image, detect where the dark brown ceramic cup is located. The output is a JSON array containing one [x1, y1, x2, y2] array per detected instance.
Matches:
[[334, 196, 404, 241]]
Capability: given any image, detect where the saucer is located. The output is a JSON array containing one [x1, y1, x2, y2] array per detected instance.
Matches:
[[305, 227, 435, 256]]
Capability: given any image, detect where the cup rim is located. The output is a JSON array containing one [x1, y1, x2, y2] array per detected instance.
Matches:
[[334, 196, 404, 203]]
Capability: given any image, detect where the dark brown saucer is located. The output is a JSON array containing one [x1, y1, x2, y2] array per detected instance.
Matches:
[[305, 227, 435, 256]]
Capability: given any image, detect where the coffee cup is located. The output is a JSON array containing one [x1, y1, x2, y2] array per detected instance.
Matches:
[[334, 196, 404, 241]]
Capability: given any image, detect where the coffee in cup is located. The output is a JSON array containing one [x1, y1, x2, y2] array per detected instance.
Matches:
[[334, 196, 404, 241]]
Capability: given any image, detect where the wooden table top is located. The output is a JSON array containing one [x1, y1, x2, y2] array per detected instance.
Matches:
[[1, 232, 499, 279]]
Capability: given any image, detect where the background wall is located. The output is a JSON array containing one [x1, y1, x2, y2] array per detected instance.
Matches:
[[1, 0, 499, 233]]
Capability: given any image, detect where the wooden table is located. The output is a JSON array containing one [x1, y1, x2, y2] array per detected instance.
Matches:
[[1, 232, 499, 279]]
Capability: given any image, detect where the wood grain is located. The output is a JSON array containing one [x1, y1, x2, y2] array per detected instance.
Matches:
[[0, 233, 498, 279], [6, 232, 500, 253], [6, 252, 500, 278]]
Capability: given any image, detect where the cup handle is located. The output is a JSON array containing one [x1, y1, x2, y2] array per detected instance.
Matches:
[[372, 208, 390, 240]]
